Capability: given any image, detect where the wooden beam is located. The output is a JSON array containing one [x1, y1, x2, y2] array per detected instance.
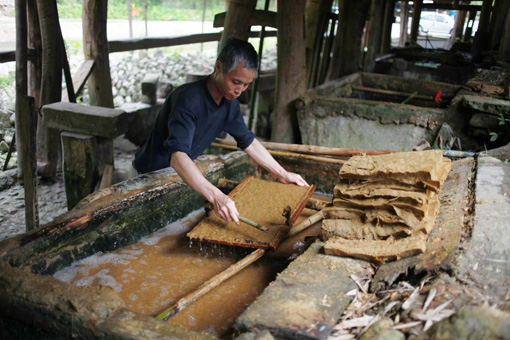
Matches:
[[0, 48, 36, 63], [62, 59, 95, 102], [214, 9, 277, 29], [109, 31, 276, 53], [421, 4, 481, 11]]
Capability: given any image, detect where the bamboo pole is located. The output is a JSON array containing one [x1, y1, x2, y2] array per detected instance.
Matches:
[[211, 142, 346, 164], [238, 216, 269, 232], [156, 201, 326, 321], [288, 211, 324, 237], [214, 138, 394, 157], [352, 85, 434, 101], [156, 248, 266, 321]]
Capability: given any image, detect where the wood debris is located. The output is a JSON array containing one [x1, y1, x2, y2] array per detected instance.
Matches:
[[323, 150, 451, 264], [327, 272, 459, 340]]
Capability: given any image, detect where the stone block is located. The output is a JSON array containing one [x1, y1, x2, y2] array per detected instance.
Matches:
[[141, 73, 159, 105], [235, 241, 370, 339], [43, 102, 128, 139]]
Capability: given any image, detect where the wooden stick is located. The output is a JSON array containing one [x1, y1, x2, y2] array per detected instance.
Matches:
[[238, 215, 269, 233], [352, 85, 432, 101], [155, 248, 266, 321], [288, 211, 324, 237], [211, 142, 345, 164], [214, 138, 394, 157], [156, 206, 326, 321]]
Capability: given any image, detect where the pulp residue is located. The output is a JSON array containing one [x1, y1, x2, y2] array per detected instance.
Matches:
[[53, 210, 286, 338]]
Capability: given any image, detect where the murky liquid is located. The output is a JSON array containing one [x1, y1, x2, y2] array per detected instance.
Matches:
[[53, 194, 330, 338]]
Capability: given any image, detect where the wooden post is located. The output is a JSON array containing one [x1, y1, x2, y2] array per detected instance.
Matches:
[[380, 0, 396, 54], [271, 0, 307, 143], [61, 132, 113, 210], [452, 6, 467, 41], [363, 0, 384, 73], [19, 96, 39, 231], [409, 0, 423, 46], [15, 0, 28, 178], [306, 0, 333, 88], [492, 0, 509, 50], [219, 0, 257, 49], [499, 2, 510, 62], [478, 0, 493, 33], [35, 0, 64, 178], [83, 0, 114, 108], [326, 0, 372, 82], [399, 0, 409, 47], [27, 0, 42, 128], [472, 0, 493, 61]]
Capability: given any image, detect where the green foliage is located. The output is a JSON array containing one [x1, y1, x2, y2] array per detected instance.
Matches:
[[58, 0, 227, 21], [489, 131, 498, 142], [0, 75, 14, 87], [488, 113, 510, 143]]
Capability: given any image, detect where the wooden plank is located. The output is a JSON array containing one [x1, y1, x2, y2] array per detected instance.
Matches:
[[371, 157, 475, 292], [100, 164, 113, 189], [235, 241, 371, 339], [187, 176, 315, 249], [62, 59, 95, 102], [42, 102, 128, 139]]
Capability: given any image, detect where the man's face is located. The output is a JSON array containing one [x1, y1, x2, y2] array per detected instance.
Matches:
[[215, 61, 256, 101]]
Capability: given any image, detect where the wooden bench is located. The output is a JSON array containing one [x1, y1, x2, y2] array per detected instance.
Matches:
[[42, 102, 128, 210]]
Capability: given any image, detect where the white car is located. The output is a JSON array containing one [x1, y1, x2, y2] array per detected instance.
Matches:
[[418, 12, 455, 36]]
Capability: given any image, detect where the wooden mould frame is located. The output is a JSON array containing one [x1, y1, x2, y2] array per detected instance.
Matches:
[[187, 176, 316, 250]]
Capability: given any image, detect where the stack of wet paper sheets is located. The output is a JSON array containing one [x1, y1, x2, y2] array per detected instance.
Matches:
[[323, 150, 451, 264]]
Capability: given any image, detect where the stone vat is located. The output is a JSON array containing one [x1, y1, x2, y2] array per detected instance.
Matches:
[[0, 151, 342, 339], [296, 72, 462, 151]]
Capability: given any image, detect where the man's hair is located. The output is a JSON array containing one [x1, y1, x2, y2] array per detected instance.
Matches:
[[217, 36, 258, 74]]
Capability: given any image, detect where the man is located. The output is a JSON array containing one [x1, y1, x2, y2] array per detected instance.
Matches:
[[132, 37, 308, 224]]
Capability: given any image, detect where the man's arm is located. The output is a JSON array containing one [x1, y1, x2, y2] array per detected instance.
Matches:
[[243, 139, 309, 186], [170, 151, 240, 224]]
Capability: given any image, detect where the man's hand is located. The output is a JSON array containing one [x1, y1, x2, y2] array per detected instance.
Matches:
[[171, 151, 240, 224], [279, 171, 309, 187], [244, 139, 310, 187], [212, 193, 240, 224]]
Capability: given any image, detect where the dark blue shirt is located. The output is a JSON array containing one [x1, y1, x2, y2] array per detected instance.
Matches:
[[133, 76, 255, 174]]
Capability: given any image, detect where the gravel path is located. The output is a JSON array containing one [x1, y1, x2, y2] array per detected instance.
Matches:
[[0, 135, 138, 240]]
